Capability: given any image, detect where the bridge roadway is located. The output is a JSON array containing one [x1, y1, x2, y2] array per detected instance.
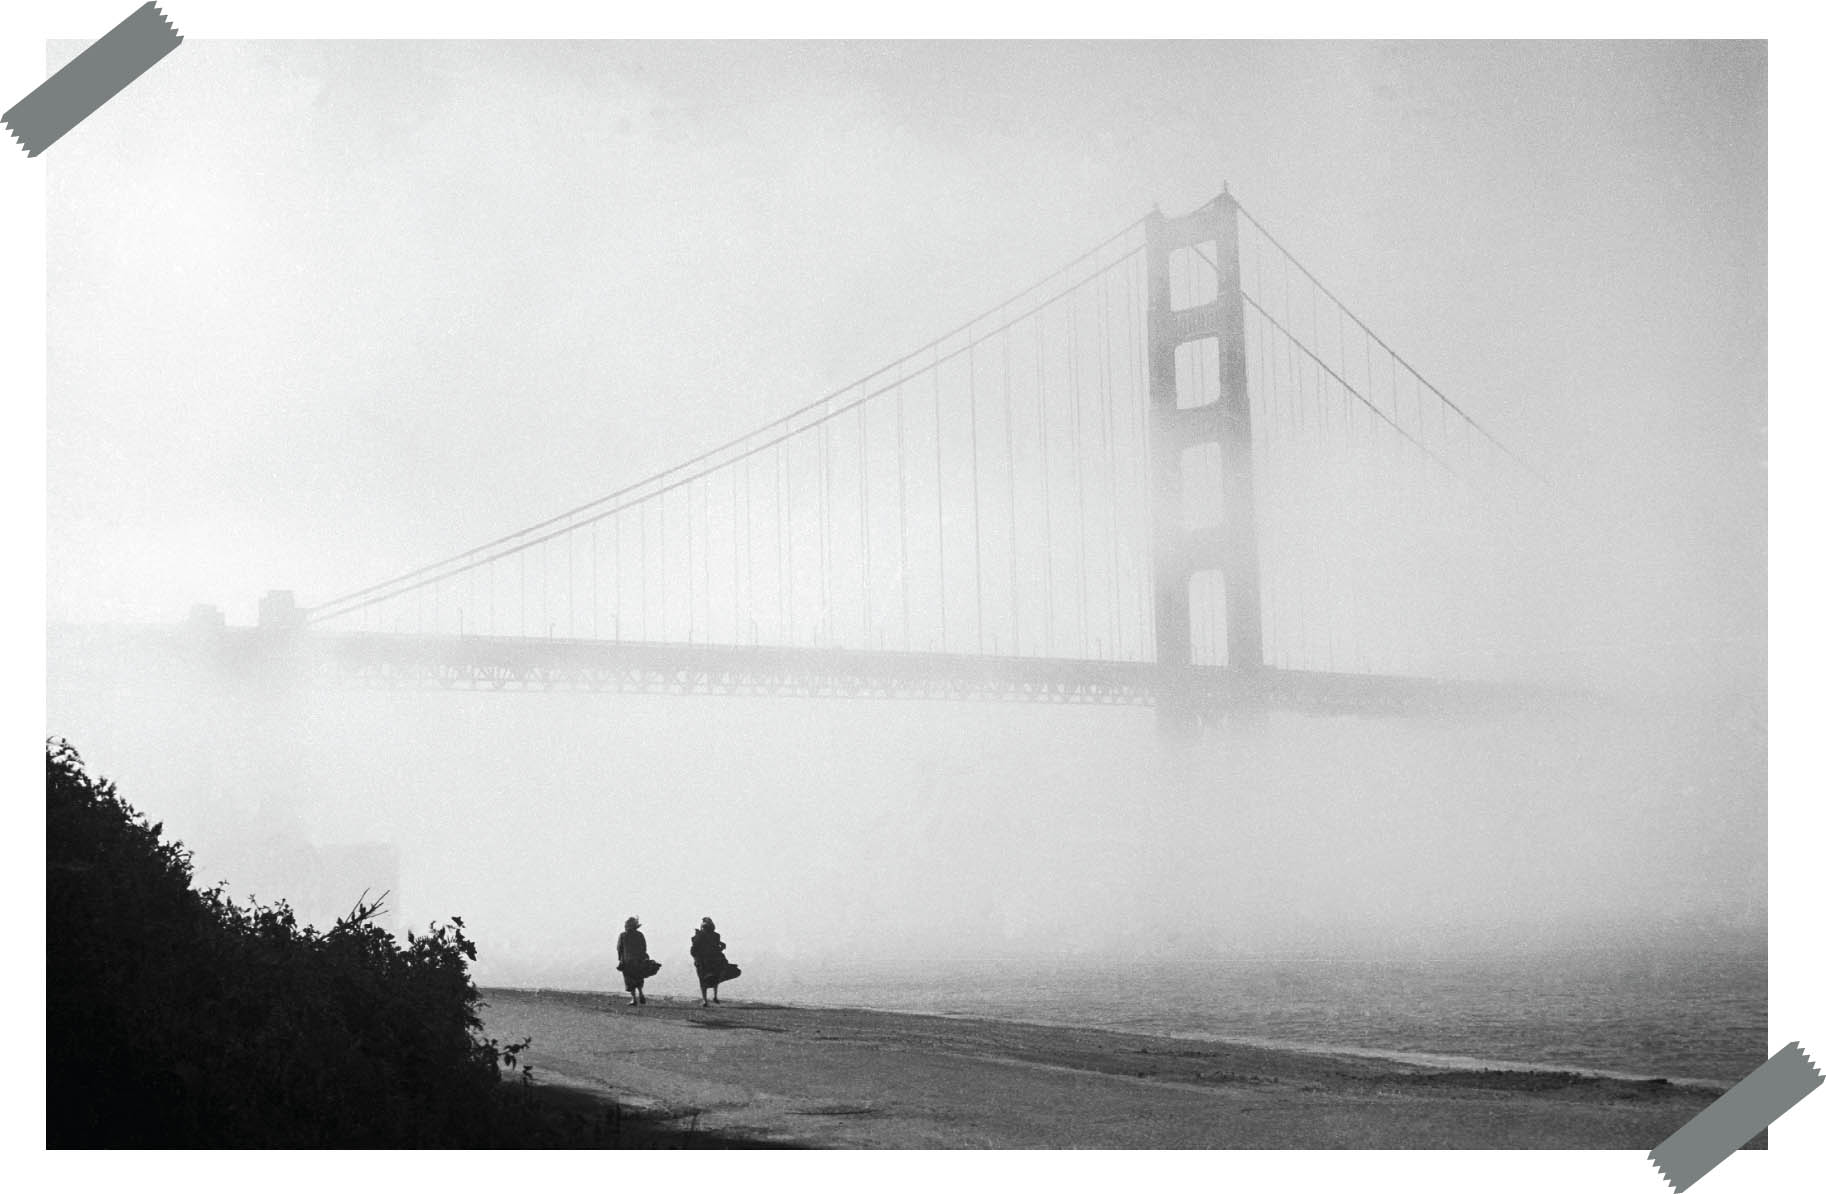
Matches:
[[57, 624, 1543, 719]]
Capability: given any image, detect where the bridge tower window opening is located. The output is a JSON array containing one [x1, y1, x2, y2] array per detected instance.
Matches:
[[1173, 331, 1222, 412]]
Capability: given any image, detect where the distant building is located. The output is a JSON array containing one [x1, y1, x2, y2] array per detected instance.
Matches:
[[186, 603, 226, 630], [258, 590, 305, 632]]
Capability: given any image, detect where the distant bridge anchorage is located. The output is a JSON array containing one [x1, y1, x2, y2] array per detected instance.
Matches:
[[237, 187, 1550, 734]]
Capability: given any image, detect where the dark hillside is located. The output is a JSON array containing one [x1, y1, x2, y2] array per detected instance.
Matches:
[[46, 739, 771, 1148]]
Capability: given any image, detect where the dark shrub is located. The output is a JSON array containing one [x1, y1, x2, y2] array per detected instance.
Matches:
[[46, 739, 525, 1147]]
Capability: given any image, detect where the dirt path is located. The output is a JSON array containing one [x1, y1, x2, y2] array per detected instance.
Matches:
[[479, 988, 1713, 1148]]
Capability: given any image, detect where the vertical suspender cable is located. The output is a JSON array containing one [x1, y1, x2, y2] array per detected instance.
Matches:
[[859, 401, 871, 646], [1321, 373, 1334, 673], [783, 441, 794, 646], [774, 444, 785, 645], [742, 457, 752, 644], [660, 492, 669, 641], [1364, 323, 1378, 673], [1124, 255, 1139, 664], [820, 413, 832, 645], [1037, 312, 1054, 655], [1263, 308, 1278, 668], [896, 366, 910, 650], [1004, 330, 1019, 656], [723, 467, 730, 646], [1069, 289, 1088, 657], [687, 483, 696, 643], [968, 333, 983, 653], [723, 465, 730, 646], [934, 354, 947, 653], [1293, 328, 1307, 670], [1100, 268, 1119, 660]]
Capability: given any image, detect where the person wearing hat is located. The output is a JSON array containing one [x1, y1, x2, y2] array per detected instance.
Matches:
[[616, 916, 656, 1006], [689, 917, 739, 1007]]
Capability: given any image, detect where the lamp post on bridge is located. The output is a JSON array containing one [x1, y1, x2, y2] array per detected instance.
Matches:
[[1146, 190, 1265, 738]]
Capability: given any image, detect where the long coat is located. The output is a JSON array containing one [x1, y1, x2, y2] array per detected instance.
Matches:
[[691, 928, 729, 985], [616, 929, 652, 988]]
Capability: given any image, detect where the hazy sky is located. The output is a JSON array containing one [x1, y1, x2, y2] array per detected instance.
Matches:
[[44, 42, 1767, 975], [49, 41, 1765, 677]]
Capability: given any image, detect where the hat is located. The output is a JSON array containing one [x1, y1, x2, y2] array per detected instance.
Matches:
[[625, 916, 641, 929]]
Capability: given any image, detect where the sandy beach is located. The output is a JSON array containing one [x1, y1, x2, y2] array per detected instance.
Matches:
[[478, 987, 1718, 1148]]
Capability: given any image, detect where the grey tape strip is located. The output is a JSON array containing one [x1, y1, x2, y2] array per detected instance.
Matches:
[[3, 3, 182, 158], [1648, 1041, 1822, 1191]]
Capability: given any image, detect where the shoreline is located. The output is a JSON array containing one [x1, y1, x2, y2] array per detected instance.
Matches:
[[478, 986, 1725, 1148], [485, 984, 1731, 1093]]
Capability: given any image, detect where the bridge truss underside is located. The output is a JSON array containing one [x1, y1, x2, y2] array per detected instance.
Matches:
[[193, 629, 1538, 719]]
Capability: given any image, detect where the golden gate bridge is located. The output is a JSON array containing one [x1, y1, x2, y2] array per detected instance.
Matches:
[[172, 189, 1556, 735]]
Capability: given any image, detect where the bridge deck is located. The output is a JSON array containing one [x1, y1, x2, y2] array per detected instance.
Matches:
[[68, 626, 1548, 719]]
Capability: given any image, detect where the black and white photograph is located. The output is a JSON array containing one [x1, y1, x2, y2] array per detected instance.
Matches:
[[27, 17, 1799, 1169]]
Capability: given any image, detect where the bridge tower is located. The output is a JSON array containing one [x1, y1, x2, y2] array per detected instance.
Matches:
[[1147, 191, 1263, 736]]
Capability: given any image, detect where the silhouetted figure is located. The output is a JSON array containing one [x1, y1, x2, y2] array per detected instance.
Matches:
[[616, 916, 657, 1005], [690, 917, 740, 1006]]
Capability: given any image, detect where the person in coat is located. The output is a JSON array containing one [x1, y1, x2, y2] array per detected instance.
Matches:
[[616, 915, 653, 1006], [690, 917, 736, 1007]]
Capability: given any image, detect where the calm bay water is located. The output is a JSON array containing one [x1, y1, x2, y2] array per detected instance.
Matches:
[[755, 945, 1765, 1087]]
